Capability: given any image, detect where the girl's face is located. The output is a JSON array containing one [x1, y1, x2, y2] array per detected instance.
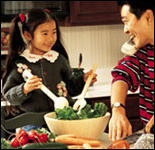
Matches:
[[30, 20, 57, 55]]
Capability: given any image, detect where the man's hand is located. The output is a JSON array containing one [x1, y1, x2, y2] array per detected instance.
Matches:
[[145, 115, 154, 133], [109, 107, 132, 141]]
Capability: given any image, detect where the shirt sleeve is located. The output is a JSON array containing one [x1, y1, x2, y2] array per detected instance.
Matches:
[[60, 55, 85, 96], [111, 55, 140, 92], [3, 66, 31, 105]]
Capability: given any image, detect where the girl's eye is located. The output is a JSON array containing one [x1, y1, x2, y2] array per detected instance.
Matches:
[[43, 33, 48, 35]]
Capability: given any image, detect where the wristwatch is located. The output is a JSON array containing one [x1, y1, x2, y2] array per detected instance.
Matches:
[[111, 102, 126, 109]]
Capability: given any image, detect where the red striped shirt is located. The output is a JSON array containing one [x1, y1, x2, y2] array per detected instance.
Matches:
[[111, 44, 154, 125]]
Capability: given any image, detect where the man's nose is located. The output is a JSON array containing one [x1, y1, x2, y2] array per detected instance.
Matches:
[[124, 24, 129, 34]]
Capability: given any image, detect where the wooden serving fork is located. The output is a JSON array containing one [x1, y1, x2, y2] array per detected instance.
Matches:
[[73, 63, 97, 111]]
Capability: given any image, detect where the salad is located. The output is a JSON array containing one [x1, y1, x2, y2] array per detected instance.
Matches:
[[55, 102, 108, 120]]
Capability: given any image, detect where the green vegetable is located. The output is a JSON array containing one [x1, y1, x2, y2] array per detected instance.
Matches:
[[94, 102, 108, 117], [55, 106, 79, 120], [55, 102, 108, 120], [22, 142, 67, 149]]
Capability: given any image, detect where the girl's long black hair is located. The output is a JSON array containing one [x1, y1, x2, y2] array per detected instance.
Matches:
[[2, 8, 69, 85]]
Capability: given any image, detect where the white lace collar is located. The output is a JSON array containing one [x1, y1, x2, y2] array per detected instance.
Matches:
[[20, 49, 59, 63]]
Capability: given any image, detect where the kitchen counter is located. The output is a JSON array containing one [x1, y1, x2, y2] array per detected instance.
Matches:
[[100, 129, 147, 149], [74, 68, 139, 99], [85, 81, 139, 99], [100, 132, 135, 149], [99, 132, 112, 148]]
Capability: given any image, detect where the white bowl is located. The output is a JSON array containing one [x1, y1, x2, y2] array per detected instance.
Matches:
[[44, 112, 110, 139]]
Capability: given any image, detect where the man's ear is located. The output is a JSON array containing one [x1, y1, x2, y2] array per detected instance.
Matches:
[[145, 10, 154, 24], [23, 31, 32, 41]]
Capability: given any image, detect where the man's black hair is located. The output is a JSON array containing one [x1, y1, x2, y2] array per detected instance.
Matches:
[[117, 0, 154, 19]]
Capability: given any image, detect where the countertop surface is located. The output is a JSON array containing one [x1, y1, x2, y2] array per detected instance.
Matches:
[[100, 129, 145, 149], [74, 68, 139, 99], [99, 132, 111, 148]]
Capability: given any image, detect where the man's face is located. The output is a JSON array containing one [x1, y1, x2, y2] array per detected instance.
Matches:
[[121, 5, 150, 49]]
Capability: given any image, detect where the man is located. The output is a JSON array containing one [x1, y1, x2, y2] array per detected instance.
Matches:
[[109, 1, 154, 141]]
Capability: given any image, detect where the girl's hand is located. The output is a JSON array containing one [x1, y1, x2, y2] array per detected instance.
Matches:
[[109, 107, 132, 141], [23, 75, 43, 95], [83, 70, 97, 84]]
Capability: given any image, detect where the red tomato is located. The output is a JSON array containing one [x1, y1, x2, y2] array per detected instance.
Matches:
[[33, 139, 38, 143], [18, 135, 29, 145], [27, 130, 38, 140], [16, 129, 27, 138], [10, 137, 20, 147], [108, 140, 130, 149], [38, 133, 48, 143]]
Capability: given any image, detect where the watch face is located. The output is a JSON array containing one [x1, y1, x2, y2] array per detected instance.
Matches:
[[114, 102, 120, 107], [112, 102, 126, 109]]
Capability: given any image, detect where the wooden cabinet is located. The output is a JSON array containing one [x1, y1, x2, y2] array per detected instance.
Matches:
[[1, 1, 69, 22], [86, 94, 144, 133], [69, 1, 122, 26], [1, 1, 122, 26]]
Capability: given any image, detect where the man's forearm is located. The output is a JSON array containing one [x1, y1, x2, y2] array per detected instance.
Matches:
[[110, 80, 128, 114]]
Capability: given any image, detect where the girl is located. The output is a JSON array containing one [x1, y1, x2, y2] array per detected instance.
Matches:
[[2, 8, 97, 115]]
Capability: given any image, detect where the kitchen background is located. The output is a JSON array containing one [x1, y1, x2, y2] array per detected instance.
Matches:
[[1, 1, 128, 69], [1, 1, 129, 85], [1, 1, 142, 133], [1, 22, 128, 83], [2, 23, 128, 67], [1, 1, 129, 88], [61, 24, 127, 69]]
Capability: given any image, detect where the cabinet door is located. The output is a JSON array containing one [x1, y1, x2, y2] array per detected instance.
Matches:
[[70, 1, 122, 26]]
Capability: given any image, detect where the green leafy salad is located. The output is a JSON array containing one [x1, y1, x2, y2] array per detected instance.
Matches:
[[55, 102, 108, 120]]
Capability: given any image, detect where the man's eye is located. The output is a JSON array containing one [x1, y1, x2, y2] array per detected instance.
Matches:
[[122, 19, 127, 24]]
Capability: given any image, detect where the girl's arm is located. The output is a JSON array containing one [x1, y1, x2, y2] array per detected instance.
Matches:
[[2, 69, 31, 105], [60, 55, 85, 96], [67, 70, 97, 96], [66, 73, 85, 96]]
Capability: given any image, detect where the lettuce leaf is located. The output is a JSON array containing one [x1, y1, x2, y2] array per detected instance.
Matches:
[[55, 102, 108, 120]]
